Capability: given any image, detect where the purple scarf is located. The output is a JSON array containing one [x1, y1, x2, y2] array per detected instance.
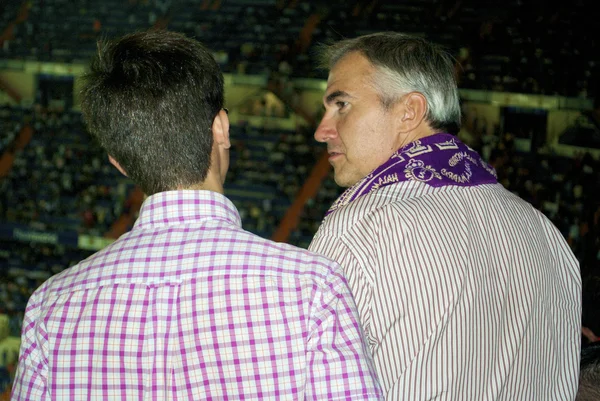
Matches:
[[326, 133, 498, 216]]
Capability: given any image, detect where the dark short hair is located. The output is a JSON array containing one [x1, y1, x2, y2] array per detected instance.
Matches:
[[80, 29, 224, 195], [318, 32, 461, 135], [578, 342, 600, 400]]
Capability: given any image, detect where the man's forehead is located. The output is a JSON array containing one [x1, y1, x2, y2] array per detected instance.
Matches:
[[323, 69, 354, 103], [324, 72, 343, 101], [323, 89, 355, 106], [324, 76, 339, 95], [326, 52, 373, 88], [326, 59, 351, 87], [325, 70, 339, 94]]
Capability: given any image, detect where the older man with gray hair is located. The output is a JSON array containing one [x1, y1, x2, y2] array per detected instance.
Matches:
[[309, 31, 581, 400]]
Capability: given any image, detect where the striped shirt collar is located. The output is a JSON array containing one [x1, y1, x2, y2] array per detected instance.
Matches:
[[133, 190, 242, 230]]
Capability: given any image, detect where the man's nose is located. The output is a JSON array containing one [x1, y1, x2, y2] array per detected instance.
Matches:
[[314, 116, 337, 143]]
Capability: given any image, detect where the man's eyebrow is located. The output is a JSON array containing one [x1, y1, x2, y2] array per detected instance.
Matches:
[[325, 90, 354, 105]]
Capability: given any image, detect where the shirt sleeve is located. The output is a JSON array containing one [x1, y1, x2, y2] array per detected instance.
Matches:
[[304, 266, 383, 400], [309, 231, 374, 339], [11, 295, 49, 401]]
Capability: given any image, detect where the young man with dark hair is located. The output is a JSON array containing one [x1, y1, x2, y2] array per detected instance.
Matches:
[[12, 30, 382, 400]]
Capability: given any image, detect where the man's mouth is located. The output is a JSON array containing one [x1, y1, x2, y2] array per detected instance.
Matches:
[[328, 151, 342, 160]]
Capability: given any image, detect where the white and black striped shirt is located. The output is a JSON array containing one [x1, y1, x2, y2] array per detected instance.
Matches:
[[309, 181, 581, 400]]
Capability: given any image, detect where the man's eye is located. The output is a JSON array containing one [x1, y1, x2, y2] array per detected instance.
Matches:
[[336, 101, 348, 111]]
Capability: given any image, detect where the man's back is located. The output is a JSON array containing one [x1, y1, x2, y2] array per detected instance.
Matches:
[[310, 181, 581, 400], [12, 191, 381, 400]]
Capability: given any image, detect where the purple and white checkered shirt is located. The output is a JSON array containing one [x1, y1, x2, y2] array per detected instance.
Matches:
[[12, 190, 382, 400]]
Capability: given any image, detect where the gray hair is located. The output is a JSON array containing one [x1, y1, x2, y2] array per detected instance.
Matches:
[[319, 32, 461, 134]]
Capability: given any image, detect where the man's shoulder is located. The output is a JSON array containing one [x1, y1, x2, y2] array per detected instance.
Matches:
[[46, 227, 344, 294], [244, 232, 345, 281], [321, 181, 434, 231], [27, 244, 108, 301], [320, 181, 530, 235]]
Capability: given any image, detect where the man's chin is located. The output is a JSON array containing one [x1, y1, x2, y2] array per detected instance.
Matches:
[[333, 172, 356, 188]]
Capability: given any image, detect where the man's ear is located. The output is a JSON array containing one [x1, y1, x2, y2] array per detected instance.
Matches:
[[108, 155, 128, 177], [396, 92, 428, 133], [212, 108, 231, 149]]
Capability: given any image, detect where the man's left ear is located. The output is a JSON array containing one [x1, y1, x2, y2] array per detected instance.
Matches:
[[108, 155, 128, 177], [397, 92, 428, 133], [212, 108, 231, 149]]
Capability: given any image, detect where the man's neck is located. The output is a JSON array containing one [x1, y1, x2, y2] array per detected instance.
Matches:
[[181, 175, 224, 194], [397, 127, 438, 149]]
